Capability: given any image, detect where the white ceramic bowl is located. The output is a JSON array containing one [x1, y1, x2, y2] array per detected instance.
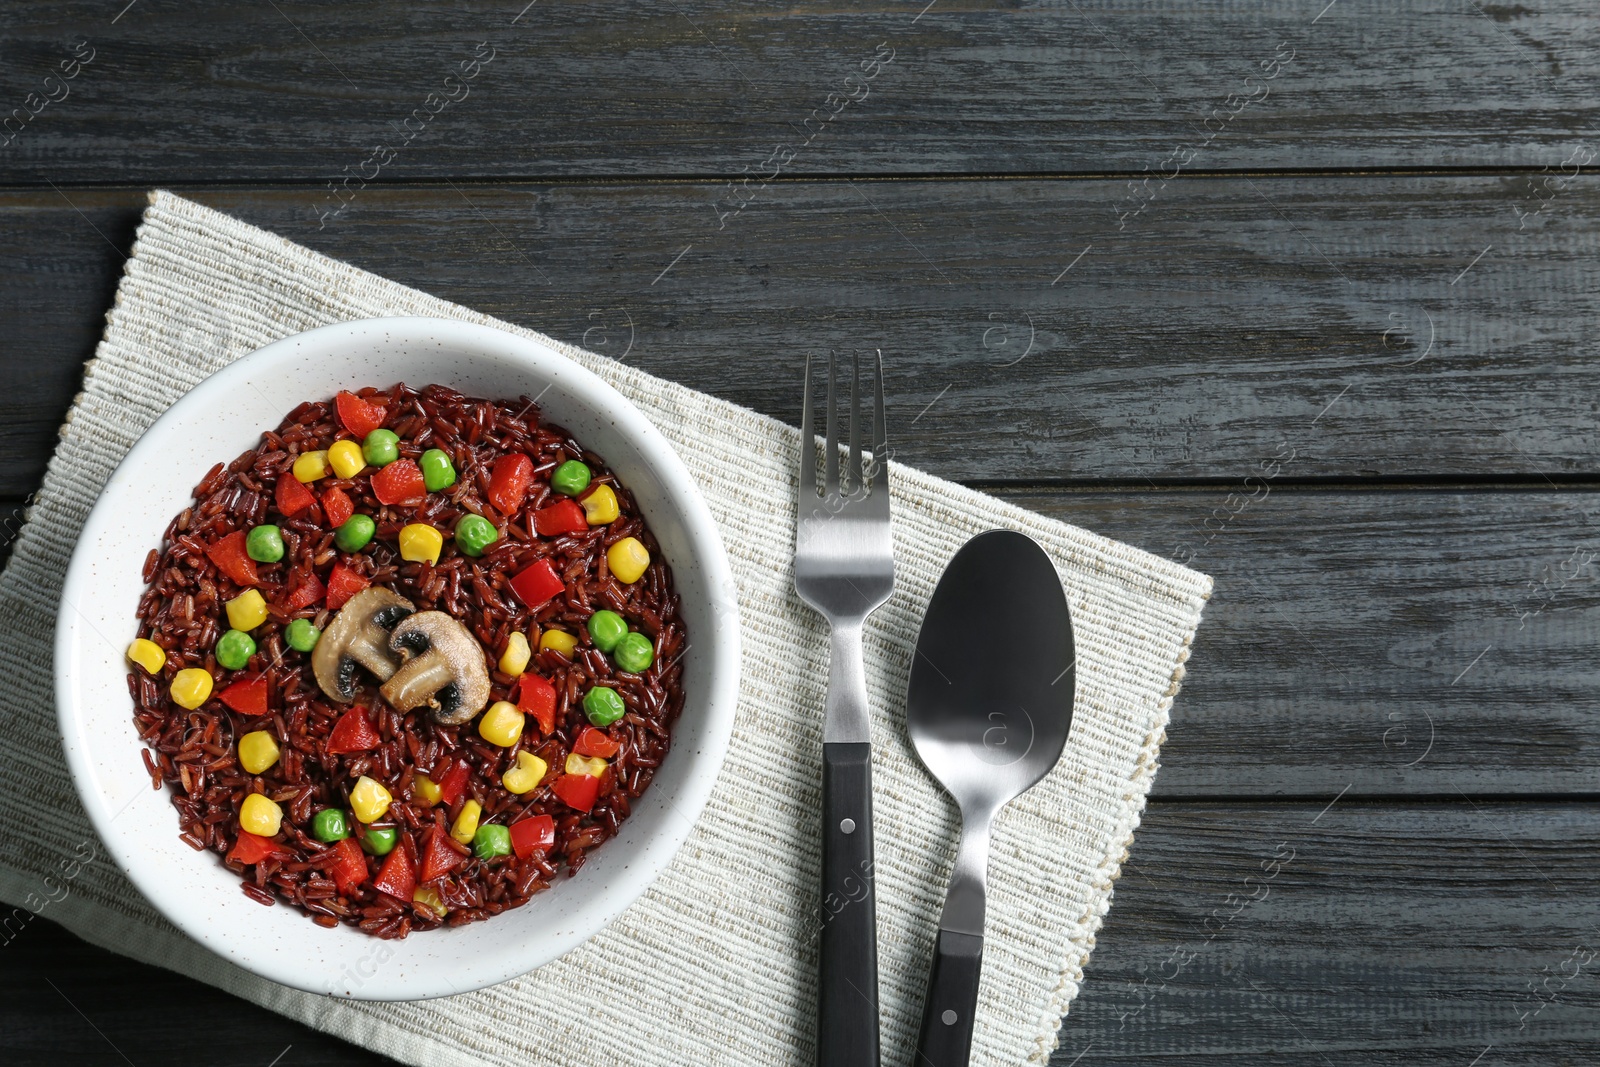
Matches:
[[54, 317, 741, 1000]]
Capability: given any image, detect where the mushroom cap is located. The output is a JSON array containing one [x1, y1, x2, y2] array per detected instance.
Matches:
[[379, 610, 491, 725], [311, 586, 416, 703]]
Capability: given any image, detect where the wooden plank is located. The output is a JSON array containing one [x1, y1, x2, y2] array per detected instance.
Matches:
[[0, 199, 127, 497], [6, 801, 1597, 1064], [0, 919, 393, 1065], [1011, 486, 1600, 798], [2, 1, 1598, 179], [5, 174, 1600, 494], [1056, 801, 1600, 1065]]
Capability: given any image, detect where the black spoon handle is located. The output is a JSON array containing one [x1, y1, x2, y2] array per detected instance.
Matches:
[[818, 741, 879, 1067], [915, 927, 985, 1067]]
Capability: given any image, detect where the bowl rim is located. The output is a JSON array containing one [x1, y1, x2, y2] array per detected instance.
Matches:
[[53, 316, 741, 999]]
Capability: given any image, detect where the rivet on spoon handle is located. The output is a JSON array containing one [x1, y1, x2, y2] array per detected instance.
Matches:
[[915, 929, 984, 1065]]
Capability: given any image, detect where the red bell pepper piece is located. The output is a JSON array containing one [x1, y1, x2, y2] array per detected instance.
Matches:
[[327, 706, 381, 754], [533, 498, 587, 537], [488, 453, 535, 516], [217, 674, 270, 717], [336, 390, 387, 439], [417, 824, 467, 884], [321, 485, 354, 529], [274, 472, 318, 519], [552, 772, 601, 813], [509, 558, 564, 609], [328, 837, 369, 895], [371, 458, 426, 506], [275, 567, 326, 613], [205, 531, 260, 587], [371, 832, 417, 901], [434, 758, 471, 808], [516, 673, 558, 735], [325, 561, 369, 610], [227, 830, 290, 866], [573, 726, 620, 759], [509, 814, 555, 859]]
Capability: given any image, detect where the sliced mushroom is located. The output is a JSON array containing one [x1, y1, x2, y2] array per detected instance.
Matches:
[[379, 611, 491, 725], [311, 587, 415, 703]]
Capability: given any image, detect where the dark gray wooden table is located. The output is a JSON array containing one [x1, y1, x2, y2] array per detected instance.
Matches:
[[5, 2, 1600, 1064]]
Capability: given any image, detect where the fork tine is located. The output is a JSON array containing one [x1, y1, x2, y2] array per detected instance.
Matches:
[[871, 348, 888, 490], [824, 351, 840, 496], [799, 353, 816, 498], [847, 352, 863, 494]]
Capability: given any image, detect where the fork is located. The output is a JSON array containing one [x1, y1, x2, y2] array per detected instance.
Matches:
[[795, 350, 894, 1067]]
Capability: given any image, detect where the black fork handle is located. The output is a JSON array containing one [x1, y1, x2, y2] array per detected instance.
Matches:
[[818, 741, 879, 1067]]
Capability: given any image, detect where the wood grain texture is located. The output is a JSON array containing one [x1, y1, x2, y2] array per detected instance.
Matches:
[[6, 174, 1600, 495], [1055, 801, 1600, 1065], [1, 919, 395, 1066], [1007, 487, 1600, 798], [1, 1, 1598, 180]]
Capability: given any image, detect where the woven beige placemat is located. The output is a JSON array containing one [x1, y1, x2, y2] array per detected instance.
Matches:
[[0, 190, 1210, 1066]]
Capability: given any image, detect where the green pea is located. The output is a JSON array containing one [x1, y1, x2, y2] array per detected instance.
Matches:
[[285, 618, 321, 652], [551, 460, 592, 496], [614, 631, 655, 674], [587, 610, 627, 652], [455, 513, 498, 557], [335, 514, 376, 552], [472, 823, 512, 860], [215, 629, 256, 670], [245, 524, 285, 563], [358, 826, 398, 856], [311, 808, 350, 843], [362, 428, 400, 467], [420, 448, 457, 492], [583, 685, 626, 727]]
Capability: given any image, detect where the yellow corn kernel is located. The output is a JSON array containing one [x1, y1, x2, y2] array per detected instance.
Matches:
[[413, 773, 442, 807], [225, 588, 270, 632], [292, 449, 330, 483], [412, 884, 448, 918], [565, 752, 607, 778], [539, 628, 577, 657], [478, 700, 524, 748], [328, 439, 366, 480], [580, 484, 619, 525], [398, 523, 443, 566], [126, 638, 166, 675], [349, 775, 393, 824], [170, 667, 213, 710], [502, 751, 548, 795], [239, 792, 283, 837], [607, 536, 650, 584], [450, 799, 482, 844], [498, 632, 531, 678], [238, 730, 280, 775]]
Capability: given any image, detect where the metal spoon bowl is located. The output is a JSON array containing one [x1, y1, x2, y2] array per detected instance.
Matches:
[[906, 529, 1076, 1066]]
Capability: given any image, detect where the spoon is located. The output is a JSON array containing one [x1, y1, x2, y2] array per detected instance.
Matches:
[[906, 528, 1076, 1066]]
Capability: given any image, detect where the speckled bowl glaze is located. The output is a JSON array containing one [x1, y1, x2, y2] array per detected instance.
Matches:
[[55, 317, 741, 1000]]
